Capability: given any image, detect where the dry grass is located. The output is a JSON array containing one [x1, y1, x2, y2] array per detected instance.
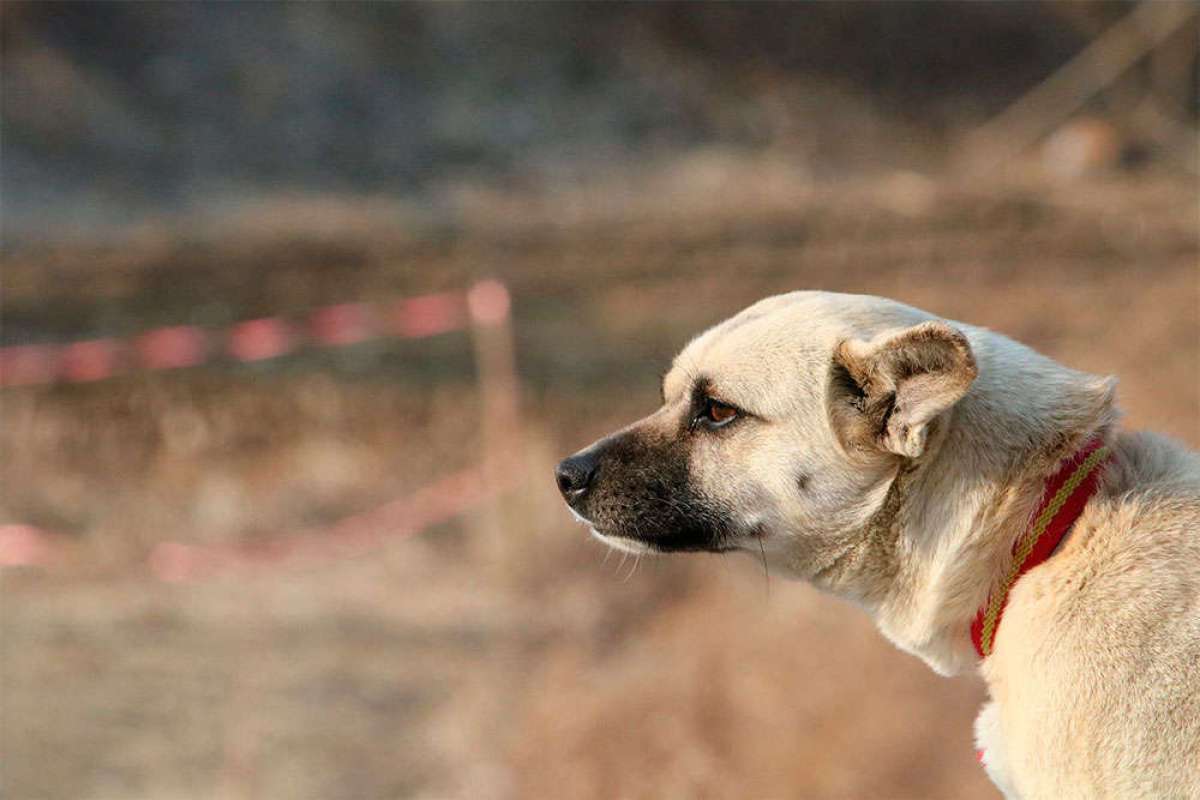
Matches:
[[2, 166, 1197, 799]]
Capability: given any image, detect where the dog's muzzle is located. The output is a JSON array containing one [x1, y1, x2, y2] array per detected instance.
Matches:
[[554, 431, 740, 553]]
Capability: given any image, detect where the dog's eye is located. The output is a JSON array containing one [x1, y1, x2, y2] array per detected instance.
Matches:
[[700, 398, 739, 428]]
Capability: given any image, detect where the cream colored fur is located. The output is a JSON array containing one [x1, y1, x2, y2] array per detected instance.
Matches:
[[614, 291, 1199, 798]]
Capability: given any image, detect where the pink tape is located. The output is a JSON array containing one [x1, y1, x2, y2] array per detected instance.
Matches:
[[0, 284, 505, 385], [137, 325, 208, 369], [310, 303, 373, 346], [228, 318, 294, 362], [0, 524, 55, 567], [0, 344, 62, 386], [389, 293, 465, 338], [147, 462, 511, 583], [61, 339, 122, 382]]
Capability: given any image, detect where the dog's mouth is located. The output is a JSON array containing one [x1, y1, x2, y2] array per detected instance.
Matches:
[[577, 513, 743, 555], [565, 506, 659, 554], [595, 529, 741, 554], [589, 528, 659, 555]]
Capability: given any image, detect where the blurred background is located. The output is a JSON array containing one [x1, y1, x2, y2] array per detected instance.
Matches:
[[2, 2, 1197, 798]]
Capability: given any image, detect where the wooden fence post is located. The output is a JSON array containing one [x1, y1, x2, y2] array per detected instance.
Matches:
[[467, 280, 522, 555]]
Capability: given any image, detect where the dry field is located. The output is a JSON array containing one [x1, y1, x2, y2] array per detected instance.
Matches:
[[2, 166, 1197, 799]]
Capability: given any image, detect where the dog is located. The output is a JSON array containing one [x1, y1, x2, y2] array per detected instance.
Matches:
[[555, 291, 1199, 799]]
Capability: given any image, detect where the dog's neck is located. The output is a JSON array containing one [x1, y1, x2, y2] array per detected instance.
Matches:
[[836, 333, 1117, 676]]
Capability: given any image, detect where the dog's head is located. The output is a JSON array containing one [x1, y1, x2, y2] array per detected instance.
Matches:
[[556, 292, 977, 575]]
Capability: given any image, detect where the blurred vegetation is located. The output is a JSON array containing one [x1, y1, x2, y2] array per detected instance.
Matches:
[[6, 1, 1189, 240]]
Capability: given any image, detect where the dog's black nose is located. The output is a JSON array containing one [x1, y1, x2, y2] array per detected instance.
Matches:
[[555, 452, 598, 504]]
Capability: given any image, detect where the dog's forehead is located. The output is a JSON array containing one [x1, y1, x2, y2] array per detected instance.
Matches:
[[664, 292, 932, 406], [665, 297, 833, 405]]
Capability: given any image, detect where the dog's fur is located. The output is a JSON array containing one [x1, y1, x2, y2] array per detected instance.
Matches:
[[558, 291, 1200, 799]]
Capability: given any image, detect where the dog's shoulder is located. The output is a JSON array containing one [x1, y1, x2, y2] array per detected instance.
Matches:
[[1083, 431, 1200, 589], [1040, 430, 1199, 632], [990, 430, 1200, 797]]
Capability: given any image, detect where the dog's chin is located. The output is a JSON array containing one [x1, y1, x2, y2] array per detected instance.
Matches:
[[588, 526, 742, 555], [589, 529, 659, 555], [565, 507, 656, 554], [568, 505, 742, 554]]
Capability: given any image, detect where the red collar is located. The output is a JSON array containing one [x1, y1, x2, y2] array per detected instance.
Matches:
[[970, 437, 1112, 658]]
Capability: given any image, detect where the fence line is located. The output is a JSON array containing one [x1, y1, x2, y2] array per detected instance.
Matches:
[[148, 460, 516, 583], [0, 286, 478, 387], [1, 280, 525, 583]]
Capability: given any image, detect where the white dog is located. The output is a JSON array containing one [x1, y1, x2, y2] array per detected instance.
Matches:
[[555, 291, 1200, 799]]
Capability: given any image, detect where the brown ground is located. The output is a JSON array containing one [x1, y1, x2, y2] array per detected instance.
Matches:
[[2, 164, 1197, 799]]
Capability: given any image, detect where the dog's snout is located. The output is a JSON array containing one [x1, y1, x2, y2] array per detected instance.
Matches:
[[555, 452, 598, 505]]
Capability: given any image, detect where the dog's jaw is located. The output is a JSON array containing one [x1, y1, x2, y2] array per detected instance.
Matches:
[[590, 529, 657, 555], [566, 504, 657, 555]]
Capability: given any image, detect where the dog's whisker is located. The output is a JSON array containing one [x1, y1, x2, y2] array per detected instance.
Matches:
[[621, 554, 641, 583], [758, 536, 771, 600]]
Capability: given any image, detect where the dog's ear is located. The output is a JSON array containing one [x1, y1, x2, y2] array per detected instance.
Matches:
[[830, 321, 977, 458]]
